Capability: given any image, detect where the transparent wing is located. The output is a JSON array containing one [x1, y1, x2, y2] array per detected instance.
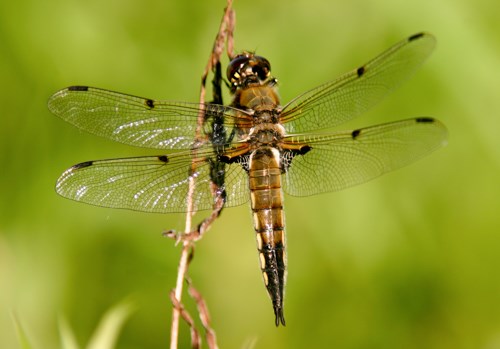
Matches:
[[282, 117, 447, 196], [280, 33, 436, 133], [55, 146, 250, 213], [48, 86, 250, 150]]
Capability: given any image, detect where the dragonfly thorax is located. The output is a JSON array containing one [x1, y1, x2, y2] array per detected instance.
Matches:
[[248, 123, 285, 147]]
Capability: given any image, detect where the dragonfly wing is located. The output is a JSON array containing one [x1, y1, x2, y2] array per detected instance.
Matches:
[[48, 86, 247, 150], [282, 117, 447, 196], [280, 33, 436, 133], [55, 147, 250, 213]]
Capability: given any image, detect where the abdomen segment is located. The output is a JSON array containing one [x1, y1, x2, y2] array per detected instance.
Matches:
[[248, 147, 287, 326]]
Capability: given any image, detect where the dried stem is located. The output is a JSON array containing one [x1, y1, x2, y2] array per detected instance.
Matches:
[[169, 1, 235, 348]]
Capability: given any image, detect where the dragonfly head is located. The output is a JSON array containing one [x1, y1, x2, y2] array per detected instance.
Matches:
[[227, 52, 271, 92]]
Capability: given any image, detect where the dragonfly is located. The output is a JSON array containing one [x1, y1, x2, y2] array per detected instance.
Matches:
[[48, 32, 447, 326]]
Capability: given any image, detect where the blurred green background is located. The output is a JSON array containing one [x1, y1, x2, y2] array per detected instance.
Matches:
[[1, 0, 500, 348]]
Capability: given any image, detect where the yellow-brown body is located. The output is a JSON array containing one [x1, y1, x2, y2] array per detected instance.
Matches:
[[232, 82, 287, 326]]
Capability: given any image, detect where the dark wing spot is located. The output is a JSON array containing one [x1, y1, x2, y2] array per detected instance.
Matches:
[[351, 129, 361, 139], [68, 86, 89, 91], [408, 33, 425, 42], [298, 145, 312, 155], [158, 155, 169, 163], [219, 155, 232, 164], [219, 154, 244, 165], [145, 99, 154, 108], [72, 160, 93, 169], [356, 66, 365, 77], [416, 117, 435, 123]]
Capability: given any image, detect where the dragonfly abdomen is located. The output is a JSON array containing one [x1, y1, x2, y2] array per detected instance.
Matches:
[[248, 147, 287, 326]]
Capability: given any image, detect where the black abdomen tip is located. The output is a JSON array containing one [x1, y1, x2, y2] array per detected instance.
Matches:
[[275, 307, 286, 327]]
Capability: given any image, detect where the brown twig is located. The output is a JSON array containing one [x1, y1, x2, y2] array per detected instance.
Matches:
[[170, 289, 201, 349], [188, 279, 218, 349], [169, 1, 235, 348]]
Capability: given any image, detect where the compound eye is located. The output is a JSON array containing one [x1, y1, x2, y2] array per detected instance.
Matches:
[[253, 56, 271, 80], [227, 55, 250, 81]]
